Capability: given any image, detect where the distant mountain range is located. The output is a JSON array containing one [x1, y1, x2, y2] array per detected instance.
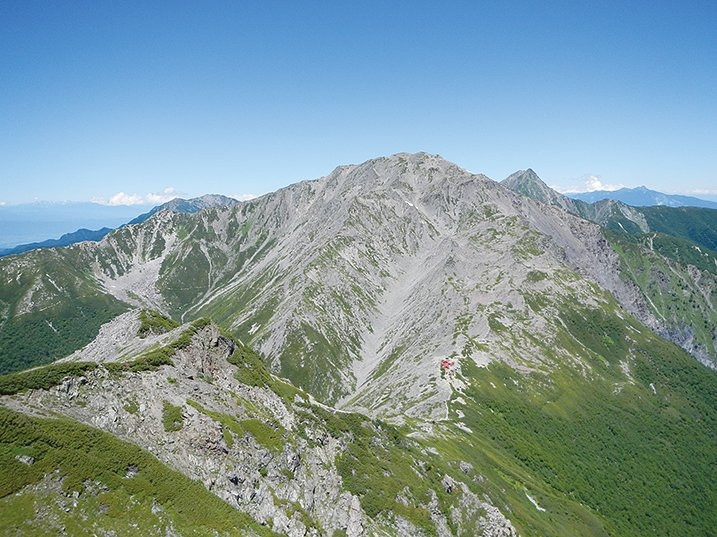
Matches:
[[0, 202, 150, 249], [0, 195, 240, 257], [0, 227, 113, 257], [567, 185, 717, 209], [127, 194, 240, 225]]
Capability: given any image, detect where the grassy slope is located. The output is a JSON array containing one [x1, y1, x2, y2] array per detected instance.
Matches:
[[605, 231, 717, 361], [441, 296, 717, 536], [640, 206, 717, 253]]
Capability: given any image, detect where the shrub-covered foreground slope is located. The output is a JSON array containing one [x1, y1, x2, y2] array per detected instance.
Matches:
[[0, 408, 275, 537]]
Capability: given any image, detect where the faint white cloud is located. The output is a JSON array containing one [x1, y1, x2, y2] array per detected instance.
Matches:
[[0, 201, 6, 206], [92, 187, 183, 206], [230, 193, 259, 201], [105, 192, 145, 205], [554, 175, 625, 194]]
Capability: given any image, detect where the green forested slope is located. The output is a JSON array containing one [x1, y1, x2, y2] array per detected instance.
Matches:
[[442, 298, 717, 536], [0, 249, 127, 374], [640, 206, 717, 253]]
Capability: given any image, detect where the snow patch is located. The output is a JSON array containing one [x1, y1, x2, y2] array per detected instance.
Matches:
[[45, 275, 62, 293], [455, 422, 473, 433], [525, 491, 546, 512]]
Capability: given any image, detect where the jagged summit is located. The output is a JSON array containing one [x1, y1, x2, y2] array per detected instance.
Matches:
[[501, 168, 580, 213]]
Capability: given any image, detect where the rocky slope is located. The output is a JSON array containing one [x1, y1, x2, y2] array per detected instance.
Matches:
[[2, 153, 715, 398], [1, 311, 519, 536]]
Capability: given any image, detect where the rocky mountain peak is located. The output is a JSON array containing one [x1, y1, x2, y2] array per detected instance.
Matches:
[[502, 168, 549, 194], [1, 152, 716, 536]]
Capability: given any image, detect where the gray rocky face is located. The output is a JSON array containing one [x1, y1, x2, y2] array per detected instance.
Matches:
[[4, 152, 712, 417]]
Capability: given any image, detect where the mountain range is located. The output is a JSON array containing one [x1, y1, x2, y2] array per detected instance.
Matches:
[[0, 153, 715, 536], [0, 201, 150, 249], [0, 194, 240, 258], [567, 185, 717, 209]]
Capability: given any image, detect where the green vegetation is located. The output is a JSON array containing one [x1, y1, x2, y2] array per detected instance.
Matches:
[[224, 330, 303, 404], [525, 270, 548, 283], [291, 405, 470, 534], [640, 206, 717, 253], [162, 401, 184, 432], [605, 227, 717, 275], [0, 300, 126, 376], [606, 231, 717, 360], [186, 400, 285, 452], [0, 407, 274, 535], [443, 299, 717, 536], [278, 321, 355, 403], [0, 362, 98, 396], [0, 248, 128, 375], [228, 339, 274, 388], [512, 230, 545, 259], [137, 309, 179, 338], [124, 398, 139, 415]]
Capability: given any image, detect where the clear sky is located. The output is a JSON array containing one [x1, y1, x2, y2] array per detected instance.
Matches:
[[1, 1, 716, 204]]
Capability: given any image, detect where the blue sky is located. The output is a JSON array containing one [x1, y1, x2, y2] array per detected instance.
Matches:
[[1, 1, 716, 204]]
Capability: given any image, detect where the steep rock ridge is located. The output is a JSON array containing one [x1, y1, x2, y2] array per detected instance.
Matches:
[[500, 170, 649, 231], [501, 169, 583, 215], [1, 321, 519, 537]]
